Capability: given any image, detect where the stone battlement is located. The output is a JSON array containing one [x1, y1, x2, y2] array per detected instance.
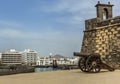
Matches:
[[97, 16, 120, 27]]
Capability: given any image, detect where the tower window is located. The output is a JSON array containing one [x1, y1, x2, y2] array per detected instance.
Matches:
[[103, 8, 108, 20]]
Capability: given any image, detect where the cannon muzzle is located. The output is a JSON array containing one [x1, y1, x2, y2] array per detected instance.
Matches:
[[73, 52, 90, 57]]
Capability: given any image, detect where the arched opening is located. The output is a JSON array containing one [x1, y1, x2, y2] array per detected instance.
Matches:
[[103, 8, 108, 20]]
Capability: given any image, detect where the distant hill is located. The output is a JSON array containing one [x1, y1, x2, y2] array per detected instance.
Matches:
[[52, 54, 65, 59]]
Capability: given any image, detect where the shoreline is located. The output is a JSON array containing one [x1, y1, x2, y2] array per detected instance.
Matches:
[[0, 69, 120, 84]]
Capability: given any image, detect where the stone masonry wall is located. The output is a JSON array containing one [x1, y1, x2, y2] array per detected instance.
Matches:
[[81, 16, 120, 58]]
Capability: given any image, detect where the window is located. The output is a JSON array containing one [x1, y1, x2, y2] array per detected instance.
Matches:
[[103, 8, 108, 20]]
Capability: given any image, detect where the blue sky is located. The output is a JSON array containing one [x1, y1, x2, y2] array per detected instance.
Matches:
[[0, 0, 119, 57]]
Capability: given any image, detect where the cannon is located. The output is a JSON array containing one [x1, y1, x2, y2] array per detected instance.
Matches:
[[74, 52, 115, 73]]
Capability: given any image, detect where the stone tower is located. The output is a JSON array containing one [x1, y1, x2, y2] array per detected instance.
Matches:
[[95, 1, 114, 20], [80, 1, 120, 58]]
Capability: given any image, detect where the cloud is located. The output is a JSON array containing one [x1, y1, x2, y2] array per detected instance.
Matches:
[[34, 0, 120, 25], [0, 20, 23, 29], [39, 0, 94, 13], [0, 29, 37, 39], [34, 0, 97, 26], [56, 15, 85, 25]]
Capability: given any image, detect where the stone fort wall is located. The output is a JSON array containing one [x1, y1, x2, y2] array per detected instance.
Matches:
[[80, 2, 120, 58]]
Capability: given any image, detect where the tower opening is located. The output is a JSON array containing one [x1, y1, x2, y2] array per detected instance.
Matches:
[[103, 8, 108, 20]]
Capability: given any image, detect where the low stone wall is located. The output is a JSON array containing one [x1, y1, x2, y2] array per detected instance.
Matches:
[[0, 66, 35, 76]]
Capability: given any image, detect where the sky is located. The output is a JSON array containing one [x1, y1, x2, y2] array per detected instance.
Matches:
[[0, 0, 119, 57]]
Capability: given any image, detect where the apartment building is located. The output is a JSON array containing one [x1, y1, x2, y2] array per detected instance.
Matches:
[[22, 49, 37, 65], [1, 49, 22, 65]]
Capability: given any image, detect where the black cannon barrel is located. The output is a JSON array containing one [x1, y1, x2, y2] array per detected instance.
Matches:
[[73, 52, 90, 57], [74, 52, 100, 57]]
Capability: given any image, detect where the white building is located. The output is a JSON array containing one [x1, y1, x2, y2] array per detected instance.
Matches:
[[53, 57, 66, 65], [36, 57, 52, 66], [54, 57, 79, 65], [36, 55, 79, 66], [1, 49, 22, 65], [66, 57, 79, 65], [22, 49, 37, 65]]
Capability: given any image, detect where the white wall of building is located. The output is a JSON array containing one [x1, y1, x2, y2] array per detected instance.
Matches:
[[36, 56, 79, 66], [36, 57, 52, 66], [22, 49, 37, 65], [1, 49, 22, 65]]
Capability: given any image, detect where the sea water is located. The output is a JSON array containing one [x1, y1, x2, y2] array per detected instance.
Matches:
[[35, 67, 58, 72]]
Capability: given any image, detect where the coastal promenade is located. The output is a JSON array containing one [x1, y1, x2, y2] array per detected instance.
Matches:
[[0, 69, 120, 84]]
